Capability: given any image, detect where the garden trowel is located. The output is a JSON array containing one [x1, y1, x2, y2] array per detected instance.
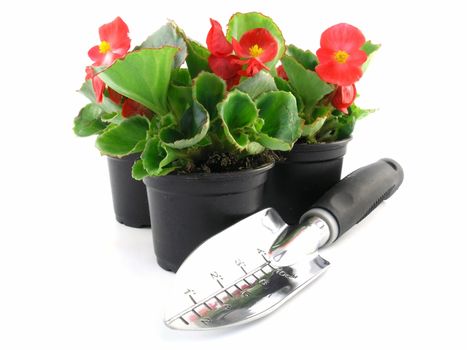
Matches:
[[164, 158, 404, 330]]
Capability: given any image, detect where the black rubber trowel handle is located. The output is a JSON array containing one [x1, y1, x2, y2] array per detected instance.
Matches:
[[301, 158, 404, 240]]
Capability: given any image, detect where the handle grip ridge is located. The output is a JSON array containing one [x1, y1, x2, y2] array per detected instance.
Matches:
[[301, 158, 404, 240]]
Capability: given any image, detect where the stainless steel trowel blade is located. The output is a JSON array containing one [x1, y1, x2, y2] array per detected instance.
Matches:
[[164, 208, 330, 330]]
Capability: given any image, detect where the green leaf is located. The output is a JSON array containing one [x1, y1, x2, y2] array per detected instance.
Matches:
[[138, 22, 187, 68], [186, 40, 211, 78], [361, 40, 381, 72], [141, 137, 181, 176], [246, 142, 265, 154], [226, 12, 285, 69], [132, 159, 148, 180], [160, 101, 209, 149], [255, 91, 301, 151], [101, 112, 124, 125], [95, 116, 150, 156], [193, 72, 226, 119], [287, 44, 318, 71], [168, 84, 193, 119], [172, 68, 192, 86], [218, 90, 259, 150], [316, 114, 356, 142], [98, 48, 178, 115], [361, 40, 381, 56], [335, 115, 356, 140], [302, 116, 327, 139], [273, 76, 291, 91], [236, 71, 277, 99], [167, 68, 193, 119], [73, 104, 108, 137], [79, 80, 121, 114], [349, 104, 376, 120], [273, 76, 305, 113], [282, 56, 333, 115], [159, 113, 177, 129], [174, 24, 211, 78]]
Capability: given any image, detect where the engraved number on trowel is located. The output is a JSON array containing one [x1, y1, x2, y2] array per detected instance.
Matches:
[[235, 259, 247, 273], [200, 317, 212, 326], [184, 288, 197, 304], [210, 271, 224, 288], [257, 248, 270, 262]]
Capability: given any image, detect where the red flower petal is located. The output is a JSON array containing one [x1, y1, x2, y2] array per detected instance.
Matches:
[[108, 88, 123, 105], [85, 66, 105, 103], [276, 65, 288, 80], [316, 61, 363, 86], [332, 84, 356, 114], [231, 37, 251, 58], [346, 49, 368, 66], [85, 66, 94, 80], [206, 19, 232, 57], [236, 28, 277, 63], [320, 23, 366, 52], [99, 17, 131, 55], [208, 54, 242, 80], [240, 58, 269, 77], [87, 45, 102, 63], [89, 51, 117, 67], [93, 78, 105, 103], [226, 75, 241, 90], [316, 47, 336, 64], [122, 99, 152, 118]]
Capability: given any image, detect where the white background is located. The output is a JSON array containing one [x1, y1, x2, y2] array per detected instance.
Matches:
[[1, 0, 466, 349]]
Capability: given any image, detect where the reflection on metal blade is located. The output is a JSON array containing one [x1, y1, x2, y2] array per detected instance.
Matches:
[[164, 209, 330, 330]]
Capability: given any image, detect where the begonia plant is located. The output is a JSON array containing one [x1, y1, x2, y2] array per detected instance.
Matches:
[[73, 13, 379, 177]]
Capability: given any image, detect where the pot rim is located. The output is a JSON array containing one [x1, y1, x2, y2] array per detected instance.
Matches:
[[144, 161, 274, 183], [106, 152, 141, 162], [292, 137, 352, 152]]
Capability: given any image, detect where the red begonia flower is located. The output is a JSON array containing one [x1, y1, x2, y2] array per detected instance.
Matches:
[[331, 84, 357, 114], [88, 17, 131, 67], [208, 55, 242, 84], [231, 28, 278, 77], [206, 19, 233, 56], [315, 23, 367, 86], [122, 99, 152, 118], [85, 66, 105, 103], [206, 19, 242, 89], [276, 65, 288, 80]]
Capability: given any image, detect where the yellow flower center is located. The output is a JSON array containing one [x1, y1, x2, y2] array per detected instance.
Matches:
[[334, 50, 349, 64], [249, 44, 264, 58], [99, 40, 111, 54]]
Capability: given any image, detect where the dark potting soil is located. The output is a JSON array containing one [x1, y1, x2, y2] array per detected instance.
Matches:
[[177, 150, 280, 174], [296, 137, 322, 144]]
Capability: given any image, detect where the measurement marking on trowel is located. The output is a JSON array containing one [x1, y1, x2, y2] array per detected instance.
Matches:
[[179, 317, 189, 325], [204, 303, 212, 310], [214, 296, 224, 304], [216, 280, 224, 288], [167, 261, 271, 325], [188, 295, 197, 305], [192, 309, 202, 318]]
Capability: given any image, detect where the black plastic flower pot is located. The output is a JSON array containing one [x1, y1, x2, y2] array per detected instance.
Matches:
[[263, 138, 351, 225], [143, 163, 274, 272], [107, 153, 151, 228]]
